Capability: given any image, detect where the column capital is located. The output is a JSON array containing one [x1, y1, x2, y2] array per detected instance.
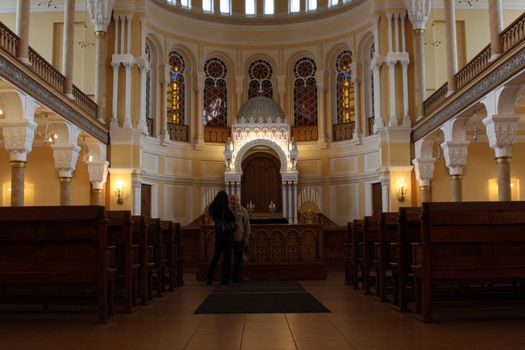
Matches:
[[482, 114, 520, 158], [87, 0, 114, 32], [441, 141, 469, 176], [87, 160, 110, 190], [406, 0, 432, 31], [412, 157, 436, 187], [0, 121, 37, 162], [51, 144, 80, 178]]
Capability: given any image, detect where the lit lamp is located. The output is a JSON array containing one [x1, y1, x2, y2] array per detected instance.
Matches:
[[397, 177, 407, 202], [115, 181, 124, 205]]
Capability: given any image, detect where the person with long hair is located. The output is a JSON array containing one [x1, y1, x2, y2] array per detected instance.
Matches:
[[206, 191, 237, 285]]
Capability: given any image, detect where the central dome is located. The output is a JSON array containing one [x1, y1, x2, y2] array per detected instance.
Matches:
[[236, 96, 286, 124]]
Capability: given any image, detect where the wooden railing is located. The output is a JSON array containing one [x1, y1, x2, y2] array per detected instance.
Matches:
[[204, 126, 230, 143], [333, 121, 355, 142], [502, 13, 525, 52], [28, 47, 65, 93], [167, 123, 189, 142], [0, 23, 18, 57], [423, 82, 448, 116], [291, 125, 318, 142], [455, 44, 492, 90], [72, 85, 97, 119]]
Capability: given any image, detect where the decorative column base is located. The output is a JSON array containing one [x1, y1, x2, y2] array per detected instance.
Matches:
[[60, 177, 72, 205], [10, 161, 26, 207], [496, 156, 512, 201], [450, 174, 463, 202]]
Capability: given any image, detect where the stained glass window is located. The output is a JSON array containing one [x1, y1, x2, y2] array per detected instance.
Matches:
[[204, 58, 228, 127], [248, 60, 273, 99], [167, 50, 185, 125], [336, 50, 355, 124], [293, 57, 318, 127]]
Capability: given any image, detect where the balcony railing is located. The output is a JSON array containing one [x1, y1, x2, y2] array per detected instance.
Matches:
[[291, 125, 318, 142], [0, 21, 98, 123], [204, 126, 230, 143], [167, 123, 189, 142], [0, 23, 18, 57], [333, 122, 355, 142], [423, 12, 525, 119]]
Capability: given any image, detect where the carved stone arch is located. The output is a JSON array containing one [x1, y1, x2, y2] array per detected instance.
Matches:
[[234, 138, 288, 174]]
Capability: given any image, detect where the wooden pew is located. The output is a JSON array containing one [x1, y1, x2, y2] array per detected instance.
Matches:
[[412, 202, 525, 322], [172, 222, 184, 287], [0, 206, 115, 323], [147, 218, 167, 297], [352, 219, 364, 290], [376, 212, 398, 302], [390, 207, 421, 312], [161, 220, 175, 291], [106, 211, 140, 312], [132, 215, 152, 304], [344, 222, 353, 286], [362, 216, 380, 295]]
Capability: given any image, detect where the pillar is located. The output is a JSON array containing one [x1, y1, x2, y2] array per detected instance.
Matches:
[[387, 58, 397, 127], [138, 60, 149, 133], [316, 71, 326, 143], [488, 0, 503, 60], [123, 61, 133, 128], [483, 114, 519, 201], [371, 14, 384, 132], [16, 0, 30, 65], [196, 70, 206, 145], [52, 144, 80, 206], [161, 64, 171, 144], [444, 0, 458, 94], [62, 0, 75, 98], [88, 161, 109, 206], [401, 60, 410, 127], [441, 141, 468, 202], [11, 161, 26, 206], [60, 177, 72, 205], [450, 175, 462, 202], [87, 0, 115, 123], [413, 157, 435, 205], [132, 171, 142, 215], [352, 74, 361, 139], [111, 61, 120, 128]]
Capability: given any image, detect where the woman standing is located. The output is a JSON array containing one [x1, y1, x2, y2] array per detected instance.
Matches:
[[206, 191, 237, 285]]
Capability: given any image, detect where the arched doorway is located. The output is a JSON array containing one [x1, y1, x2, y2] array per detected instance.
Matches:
[[241, 151, 282, 214]]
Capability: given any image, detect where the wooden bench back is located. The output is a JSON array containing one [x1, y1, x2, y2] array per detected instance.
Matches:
[[398, 207, 421, 244], [379, 212, 398, 243]]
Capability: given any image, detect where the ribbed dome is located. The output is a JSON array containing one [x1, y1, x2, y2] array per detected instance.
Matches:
[[236, 97, 286, 124]]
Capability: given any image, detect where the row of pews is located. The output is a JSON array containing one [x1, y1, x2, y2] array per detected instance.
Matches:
[[345, 201, 525, 322], [0, 206, 184, 323]]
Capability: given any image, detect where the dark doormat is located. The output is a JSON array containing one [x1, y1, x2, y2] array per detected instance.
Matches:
[[194, 281, 329, 314]]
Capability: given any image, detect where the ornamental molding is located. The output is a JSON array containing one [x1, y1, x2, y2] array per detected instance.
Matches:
[[0, 122, 37, 162], [87, 0, 114, 32], [412, 45, 525, 142], [441, 141, 469, 175], [482, 114, 520, 157], [406, 0, 432, 31], [412, 158, 436, 186], [0, 55, 109, 144]]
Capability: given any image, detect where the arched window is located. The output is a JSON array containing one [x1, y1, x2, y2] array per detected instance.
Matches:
[[204, 58, 228, 128], [293, 57, 318, 127], [248, 60, 273, 99], [145, 42, 153, 135], [167, 50, 185, 126], [335, 50, 355, 124]]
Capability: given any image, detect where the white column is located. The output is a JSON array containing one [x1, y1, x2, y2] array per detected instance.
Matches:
[[87, 161, 109, 206], [372, 60, 384, 132], [138, 61, 149, 133], [123, 61, 133, 129], [197, 71, 206, 145], [401, 60, 410, 127], [277, 75, 286, 110], [119, 15, 125, 55], [126, 14, 133, 55], [316, 72, 326, 143], [62, 0, 75, 98], [444, 0, 458, 94], [52, 144, 80, 205], [401, 12, 407, 52], [394, 13, 400, 52], [282, 182, 287, 219], [287, 182, 293, 222], [113, 14, 119, 54], [352, 73, 361, 139], [387, 58, 397, 127], [387, 13, 393, 53], [111, 61, 120, 128], [132, 171, 142, 215], [16, 0, 30, 65], [380, 173, 390, 213], [161, 64, 170, 144], [293, 182, 298, 224]]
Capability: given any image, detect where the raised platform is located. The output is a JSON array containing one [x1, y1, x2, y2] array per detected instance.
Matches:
[[196, 224, 327, 281]]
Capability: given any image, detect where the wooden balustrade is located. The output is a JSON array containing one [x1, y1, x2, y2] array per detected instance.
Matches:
[[502, 12, 525, 53], [423, 82, 448, 116], [204, 126, 230, 143], [167, 123, 189, 142], [28, 47, 65, 93], [291, 125, 318, 142], [455, 44, 491, 90], [72, 85, 97, 119], [333, 122, 355, 142], [0, 22, 18, 57]]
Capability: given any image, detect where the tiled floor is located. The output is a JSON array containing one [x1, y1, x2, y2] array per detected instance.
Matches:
[[1, 273, 524, 350]]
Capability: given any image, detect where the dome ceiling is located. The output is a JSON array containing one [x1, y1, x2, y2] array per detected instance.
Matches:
[[236, 97, 286, 124]]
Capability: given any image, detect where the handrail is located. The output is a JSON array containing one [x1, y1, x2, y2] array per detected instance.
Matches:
[[72, 85, 97, 119], [423, 82, 448, 116], [28, 47, 65, 93], [455, 44, 492, 91], [0, 22, 19, 57], [501, 13, 525, 52]]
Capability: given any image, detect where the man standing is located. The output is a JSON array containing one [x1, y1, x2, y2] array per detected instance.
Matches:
[[229, 194, 251, 282]]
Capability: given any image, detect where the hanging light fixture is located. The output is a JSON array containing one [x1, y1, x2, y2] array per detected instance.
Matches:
[[79, 135, 93, 163], [471, 112, 482, 142], [424, 23, 443, 48], [38, 113, 58, 144], [458, 0, 479, 7], [38, 1, 57, 9], [78, 0, 94, 49]]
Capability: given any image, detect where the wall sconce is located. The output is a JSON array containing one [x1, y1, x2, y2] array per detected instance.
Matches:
[[397, 177, 407, 202], [115, 181, 124, 205]]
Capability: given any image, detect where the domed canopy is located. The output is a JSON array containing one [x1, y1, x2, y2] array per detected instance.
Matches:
[[236, 96, 286, 124]]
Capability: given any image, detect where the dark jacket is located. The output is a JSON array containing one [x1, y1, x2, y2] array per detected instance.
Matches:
[[212, 207, 236, 235]]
